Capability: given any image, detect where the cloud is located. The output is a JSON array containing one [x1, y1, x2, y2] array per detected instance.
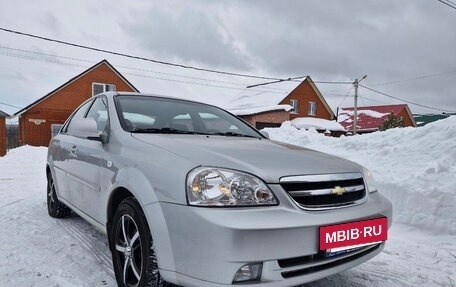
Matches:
[[0, 0, 454, 114], [121, 2, 253, 70], [38, 12, 61, 36]]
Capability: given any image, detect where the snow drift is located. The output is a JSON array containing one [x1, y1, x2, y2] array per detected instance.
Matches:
[[0, 117, 454, 286], [265, 116, 456, 235]]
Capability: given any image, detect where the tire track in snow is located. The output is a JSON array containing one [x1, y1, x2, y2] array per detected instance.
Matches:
[[58, 218, 114, 277], [0, 199, 25, 210], [355, 265, 412, 286]]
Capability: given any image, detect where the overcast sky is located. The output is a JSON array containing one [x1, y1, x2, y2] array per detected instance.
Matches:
[[0, 0, 455, 117]]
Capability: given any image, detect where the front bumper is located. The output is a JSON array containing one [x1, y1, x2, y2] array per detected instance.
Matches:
[[143, 185, 392, 286]]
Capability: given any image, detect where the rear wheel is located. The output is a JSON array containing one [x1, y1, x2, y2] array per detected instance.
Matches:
[[47, 173, 72, 218], [111, 198, 171, 287]]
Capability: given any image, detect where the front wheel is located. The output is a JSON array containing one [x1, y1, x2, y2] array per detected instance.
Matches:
[[111, 198, 170, 287], [47, 172, 72, 218]]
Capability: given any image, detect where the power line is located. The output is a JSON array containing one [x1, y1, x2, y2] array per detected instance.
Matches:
[[436, 0, 456, 10], [0, 27, 289, 81], [0, 50, 86, 69], [5, 46, 454, 113], [0, 101, 22, 109], [121, 71, 285, 93], [359, 84, 456, 113], [0, 44, 296, 91], [371, 70, 456, 87], [358, 96, 391, 106], [0, 28, 353, 86], [1, 28, 453, 112], [337, 86, 353, 107], [0, 45, 250, 87], [310, 80, 353, 84], [1, 44, 349, 93], [0, 48, 288, 94]]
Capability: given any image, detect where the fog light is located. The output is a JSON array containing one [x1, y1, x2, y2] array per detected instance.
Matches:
[[233, 263, 262, 284]]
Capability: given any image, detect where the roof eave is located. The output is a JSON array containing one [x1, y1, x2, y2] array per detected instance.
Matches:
[[305, 76, 336, 119], [12, 59, 139, 118]]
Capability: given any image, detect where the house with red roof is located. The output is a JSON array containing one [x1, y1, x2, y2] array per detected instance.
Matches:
[[338, 104, 417, 133]]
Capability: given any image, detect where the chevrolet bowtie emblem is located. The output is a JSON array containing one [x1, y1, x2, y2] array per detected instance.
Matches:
[[331, 186, 345, 196]]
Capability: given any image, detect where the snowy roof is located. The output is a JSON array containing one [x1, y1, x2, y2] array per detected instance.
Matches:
[[223, 78, 304, 114], [338, 104, 416, 132], [229, 104, 292, 116], [291, 117, 346, 131], [0, 110, 9, 118]]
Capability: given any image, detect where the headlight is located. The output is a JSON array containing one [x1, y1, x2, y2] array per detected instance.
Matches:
[[363, 167, 378, 193], [187, 167, 278, 206]]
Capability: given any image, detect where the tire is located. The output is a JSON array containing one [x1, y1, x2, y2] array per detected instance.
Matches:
[[111, 198, 171, 287], [47, 172, 72, 218]]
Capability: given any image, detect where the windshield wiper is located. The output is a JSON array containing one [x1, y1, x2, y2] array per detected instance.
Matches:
[[131, 127, 206, 135], [209, 132, 259, 138]]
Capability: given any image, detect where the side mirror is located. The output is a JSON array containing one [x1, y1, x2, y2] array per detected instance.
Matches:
[[260, 131, 270, 139], [68, 118, 104, 142]]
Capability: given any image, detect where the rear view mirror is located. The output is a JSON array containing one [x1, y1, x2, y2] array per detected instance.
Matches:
[[67, 118, 103, 141]]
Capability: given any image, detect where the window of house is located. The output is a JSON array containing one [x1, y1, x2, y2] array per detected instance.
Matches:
[[290, 100, 299, 114], [92, 83, 116, 96], [308, 101, 317, 116]]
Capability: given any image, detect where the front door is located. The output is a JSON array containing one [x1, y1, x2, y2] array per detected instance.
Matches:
[[65, 97, 109, 224]]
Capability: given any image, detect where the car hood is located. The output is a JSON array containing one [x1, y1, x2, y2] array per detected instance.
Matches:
[[131, 134, 362, 183]]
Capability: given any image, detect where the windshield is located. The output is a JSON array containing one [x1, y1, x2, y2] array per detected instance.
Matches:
[[115, 95, 263, 138]]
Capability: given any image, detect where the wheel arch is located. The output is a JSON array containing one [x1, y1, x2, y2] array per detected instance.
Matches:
[[106, 186, 134, 250], [46, 164, 51, 179], [106, 184, 177, 282]]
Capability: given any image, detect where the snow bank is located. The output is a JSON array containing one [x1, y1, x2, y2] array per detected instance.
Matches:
[[290, 117, 346, 131], [0, 126, 454, 286], [229, 104, 292, 116], [265, 116, 456, 235]]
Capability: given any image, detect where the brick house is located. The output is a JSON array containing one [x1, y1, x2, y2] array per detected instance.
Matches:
[[0, 110, 8, 156], [225, 77, 335, 129], [13, 60, 139, 147], [338, 104, 417, 133]]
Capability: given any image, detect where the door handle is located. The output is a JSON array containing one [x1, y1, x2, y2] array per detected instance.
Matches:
[[70, 146, 78, 155]]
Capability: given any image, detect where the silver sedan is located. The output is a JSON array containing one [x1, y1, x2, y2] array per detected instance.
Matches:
[[46, 92, 392, 287]]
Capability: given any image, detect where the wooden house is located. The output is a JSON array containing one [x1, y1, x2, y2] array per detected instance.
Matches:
[[225, 76, 335, 129], [13, 60, 139, 147]]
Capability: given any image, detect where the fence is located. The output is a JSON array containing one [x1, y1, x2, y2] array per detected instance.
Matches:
[[6, 124, 19, 150], [2, 124, 62, 152]]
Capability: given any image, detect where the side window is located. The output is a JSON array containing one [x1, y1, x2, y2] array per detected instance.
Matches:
[[93, 83, 116, 96], [308, 101, 317, 116], [290, 99, 299, 114], [86, 97, 109, 132], [63, 101, 92, 134]]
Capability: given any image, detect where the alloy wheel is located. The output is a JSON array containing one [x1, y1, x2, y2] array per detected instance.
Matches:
[[114, 214, 143, 287]]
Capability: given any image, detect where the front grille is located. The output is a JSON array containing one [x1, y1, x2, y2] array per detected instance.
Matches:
[[279, 243, 382, 279], [280, 173, 367, 209]]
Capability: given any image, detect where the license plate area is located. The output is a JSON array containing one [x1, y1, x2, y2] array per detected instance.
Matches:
[[319, 217, 388, 251]]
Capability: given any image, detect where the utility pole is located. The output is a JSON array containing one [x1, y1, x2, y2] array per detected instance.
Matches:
[[353, 75, 367, 135]]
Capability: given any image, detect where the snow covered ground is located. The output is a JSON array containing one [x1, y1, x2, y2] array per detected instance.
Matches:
[[0, 117, 455, 287]]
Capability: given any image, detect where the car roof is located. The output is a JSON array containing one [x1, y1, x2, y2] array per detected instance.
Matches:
[[104, 92, 210, 106]]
